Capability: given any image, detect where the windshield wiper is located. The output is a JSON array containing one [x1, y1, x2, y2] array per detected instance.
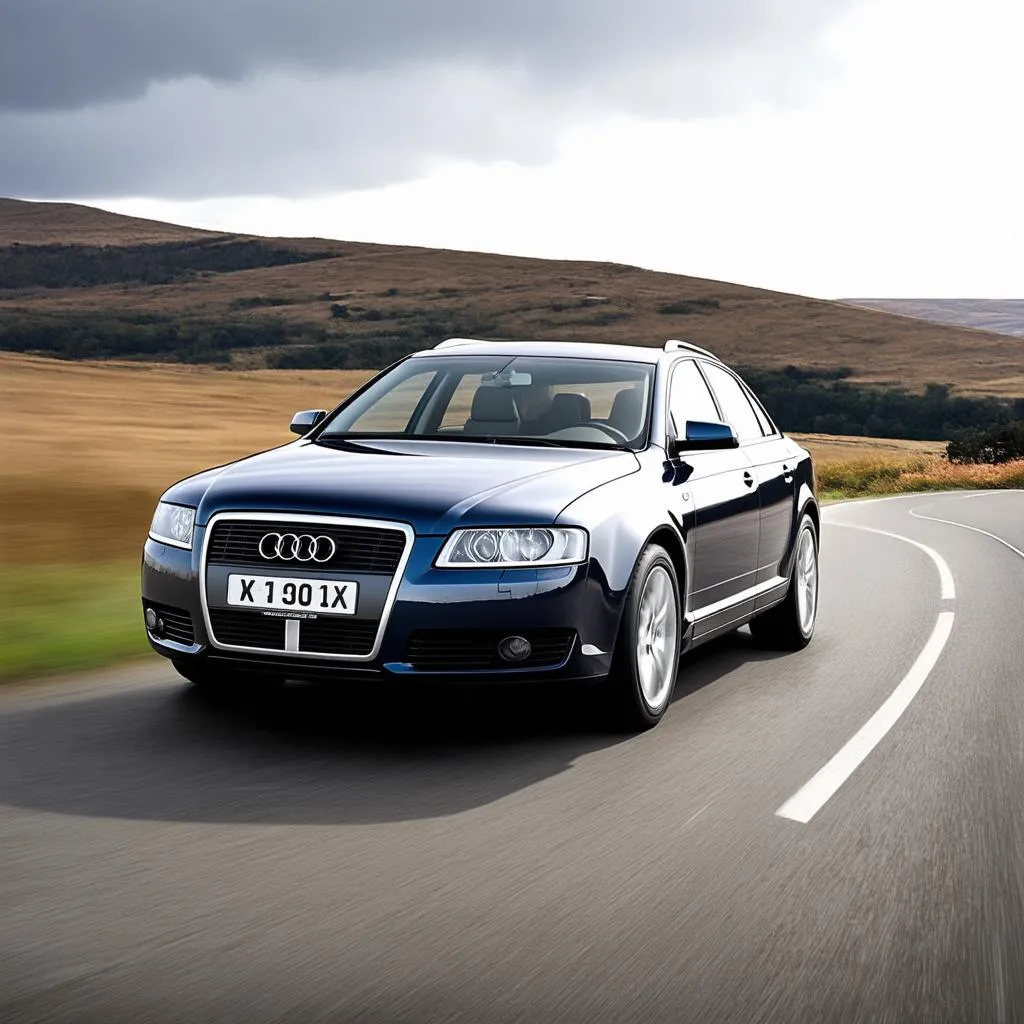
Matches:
[[318, 432, 629, 451], [312, 435, 404, 453], [433, 434, 629, 451]]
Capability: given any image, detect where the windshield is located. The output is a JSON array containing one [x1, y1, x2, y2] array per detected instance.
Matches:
[[317, 354, 655, 450]]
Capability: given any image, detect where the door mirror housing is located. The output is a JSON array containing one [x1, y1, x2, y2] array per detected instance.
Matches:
[[290, 409, 327, 436], [667, 419, 739, 456]]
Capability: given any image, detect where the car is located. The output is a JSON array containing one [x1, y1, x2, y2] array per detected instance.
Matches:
[[142, 338, 819, 730]]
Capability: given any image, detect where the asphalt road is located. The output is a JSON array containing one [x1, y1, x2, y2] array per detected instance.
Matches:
[[2, 491, 1022, 1024]]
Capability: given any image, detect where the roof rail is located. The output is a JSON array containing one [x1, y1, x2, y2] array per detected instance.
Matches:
[[663, 339, 718, 359], [434, 337, 488, 350]]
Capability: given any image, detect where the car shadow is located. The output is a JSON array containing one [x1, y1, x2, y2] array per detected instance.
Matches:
[[0, 629, 793, 827]]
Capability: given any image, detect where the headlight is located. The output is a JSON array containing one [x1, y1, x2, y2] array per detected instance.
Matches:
[[436, 527, 588, 568], [148, 502, 197, 550]]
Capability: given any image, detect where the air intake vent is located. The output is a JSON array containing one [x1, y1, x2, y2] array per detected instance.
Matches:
[[145, 602, 195, 645], [208, 609, 286, 650], [406, 629, 576, 671]]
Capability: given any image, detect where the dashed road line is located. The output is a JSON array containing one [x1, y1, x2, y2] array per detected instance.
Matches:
[[909, 507, 1024, 561]]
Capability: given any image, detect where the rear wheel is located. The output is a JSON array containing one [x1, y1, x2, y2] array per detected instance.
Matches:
[[749, 515, 818, 650], [605, 544, 681, 731]]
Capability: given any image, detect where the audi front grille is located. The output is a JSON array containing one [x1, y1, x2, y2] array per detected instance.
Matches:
[[207, 520, 406, 575]]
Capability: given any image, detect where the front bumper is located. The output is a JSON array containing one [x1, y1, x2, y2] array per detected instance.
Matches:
[[142, 521, 622, 683]]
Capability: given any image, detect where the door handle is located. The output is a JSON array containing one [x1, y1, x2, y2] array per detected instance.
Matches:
[[743, 471, 755, 488], [782, 463, 794, 483]]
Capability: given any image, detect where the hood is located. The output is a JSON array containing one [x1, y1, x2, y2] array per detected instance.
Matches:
[[168, 438, 639, 534]]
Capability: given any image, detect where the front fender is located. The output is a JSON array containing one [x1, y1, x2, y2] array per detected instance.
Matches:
[[556, 448, 692, 650]]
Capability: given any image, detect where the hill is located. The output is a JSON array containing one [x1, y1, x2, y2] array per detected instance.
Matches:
[[841, 298, 1024, 338], [0, 197, 215, 245], [1, 198, 1022, 398]]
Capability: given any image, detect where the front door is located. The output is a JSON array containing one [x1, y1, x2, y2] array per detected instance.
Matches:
[[666, 359, 760, 635]]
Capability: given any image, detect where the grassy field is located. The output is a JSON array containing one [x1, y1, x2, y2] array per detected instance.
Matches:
[[2, 352, 1020, 681], [3, 198, 1023, 396]]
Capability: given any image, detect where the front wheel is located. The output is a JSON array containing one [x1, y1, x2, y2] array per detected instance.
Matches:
[[605, 544, 681, 731], [749, 515, 818, 650]]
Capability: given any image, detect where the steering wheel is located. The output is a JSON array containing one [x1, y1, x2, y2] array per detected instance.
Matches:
[[580, 420, 630, 442]]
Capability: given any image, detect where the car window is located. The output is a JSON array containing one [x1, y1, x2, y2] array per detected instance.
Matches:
[[745, 386, 777, 436], [320, 354, 655, 451], [668, 359, 721, 435], [700, 363, 765, 442], [438, 373, 482, 430], [343, 371, 437, 433]]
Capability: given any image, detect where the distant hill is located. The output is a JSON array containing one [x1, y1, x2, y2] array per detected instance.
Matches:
[[1, 198, 1022, 399], [841, 298, 1024, 337], [0, 197, 214, 245]]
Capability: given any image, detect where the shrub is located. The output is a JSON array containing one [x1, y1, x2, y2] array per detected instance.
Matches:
[[329, 303, 349, 319], [946, 422, 1024, 464], [657, 297, 720, 315], [229, 296, 296, 309]]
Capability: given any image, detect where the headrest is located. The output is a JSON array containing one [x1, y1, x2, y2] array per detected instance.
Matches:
[[550, 392, 592, 422], [609, 387, 643, 434], [470, 387, 520, 422]]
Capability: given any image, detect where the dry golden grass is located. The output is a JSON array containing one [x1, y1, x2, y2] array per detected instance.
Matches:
[[3, 199, 1023, 396], [788, 433, 947, 464], [1, 353, 372, 564], [817, 455, 1024, 498]]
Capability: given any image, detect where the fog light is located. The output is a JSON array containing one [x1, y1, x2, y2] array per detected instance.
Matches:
[[498, 635, 532, 662], [145, 607, 158, 630]]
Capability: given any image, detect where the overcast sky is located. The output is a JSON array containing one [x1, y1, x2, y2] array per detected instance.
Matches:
[[1, 0, 1020, 297]]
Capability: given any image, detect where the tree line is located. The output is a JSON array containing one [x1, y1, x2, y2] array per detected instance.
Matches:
[[737, 366, 1021, 441], [2, 309, 1019, 441], [0, 239, 339, 289]]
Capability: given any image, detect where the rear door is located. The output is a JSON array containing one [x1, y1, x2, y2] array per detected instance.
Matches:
[[667, 359, 759, 635]]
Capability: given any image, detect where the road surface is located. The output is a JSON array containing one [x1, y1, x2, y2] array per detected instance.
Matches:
[[2, 491, 1022, 1023]]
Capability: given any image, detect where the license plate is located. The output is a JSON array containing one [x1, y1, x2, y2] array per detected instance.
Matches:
[[226, 574, 358, 616]]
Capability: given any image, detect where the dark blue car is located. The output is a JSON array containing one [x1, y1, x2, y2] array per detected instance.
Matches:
[[142, 338, 819, 730]]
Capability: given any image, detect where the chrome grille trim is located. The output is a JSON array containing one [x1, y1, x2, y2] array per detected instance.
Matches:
[[199, 511, 414, 662]]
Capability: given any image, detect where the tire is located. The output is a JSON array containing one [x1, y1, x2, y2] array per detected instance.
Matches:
[[605, 543, 681, 731], [749, 515, 818, 650]]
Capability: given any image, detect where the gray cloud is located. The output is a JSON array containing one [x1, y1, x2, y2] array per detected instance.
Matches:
[[0, 0, 855, 198]]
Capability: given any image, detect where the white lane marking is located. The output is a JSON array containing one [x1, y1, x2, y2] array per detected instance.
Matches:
[[957, 489, 1024, 499], [825, 488, 1024, 509], [829, 522, 956, 599], [909, 508, 1024, 561], [777, 612, 955, 823], [681, 802, 712, 831]]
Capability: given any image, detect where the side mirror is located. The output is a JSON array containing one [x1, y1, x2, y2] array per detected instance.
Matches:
[[667, 419, 739, 456], [290, 409, 327, 436]]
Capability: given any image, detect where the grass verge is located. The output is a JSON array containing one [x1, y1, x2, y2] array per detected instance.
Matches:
[[0, 562, 149, 681], [818, 456, 1024, 501]]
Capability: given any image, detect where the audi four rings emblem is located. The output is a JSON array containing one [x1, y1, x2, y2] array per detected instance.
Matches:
[[258, 533, 337, 562]]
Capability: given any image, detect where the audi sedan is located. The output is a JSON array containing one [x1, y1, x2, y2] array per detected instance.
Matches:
[[142, 338, 819, 730]]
